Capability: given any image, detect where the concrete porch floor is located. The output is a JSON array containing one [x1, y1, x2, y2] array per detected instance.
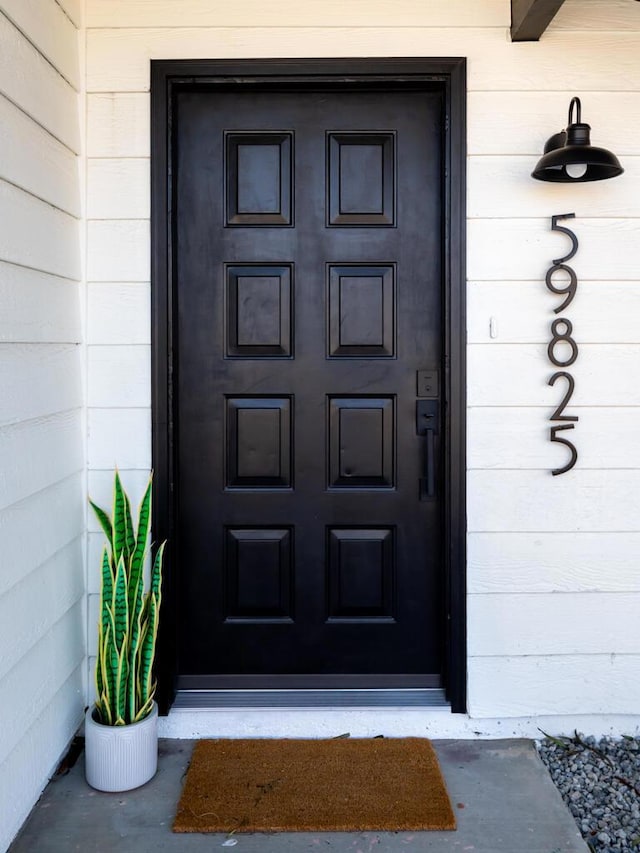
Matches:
[[9, 739, 588, 853]]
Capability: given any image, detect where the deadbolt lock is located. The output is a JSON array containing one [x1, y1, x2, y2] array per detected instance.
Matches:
[[416, 370, 439, 398]]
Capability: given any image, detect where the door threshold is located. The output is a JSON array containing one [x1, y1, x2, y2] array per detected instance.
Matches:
[[173, 688, 448, 710]]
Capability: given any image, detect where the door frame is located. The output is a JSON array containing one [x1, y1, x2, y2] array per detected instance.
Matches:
[[150, 58, 467, 713]]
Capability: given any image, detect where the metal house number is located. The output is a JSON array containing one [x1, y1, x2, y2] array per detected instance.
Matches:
[[546, 213, 579, 475]]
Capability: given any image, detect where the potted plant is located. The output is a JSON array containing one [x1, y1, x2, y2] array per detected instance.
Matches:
[[84, 470, 166, 792]]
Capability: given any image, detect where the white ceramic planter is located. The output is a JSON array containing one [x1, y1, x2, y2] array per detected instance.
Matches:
[[85, 703, 158, 792]]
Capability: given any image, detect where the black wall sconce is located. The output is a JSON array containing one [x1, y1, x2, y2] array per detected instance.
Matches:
[[532, 97, 623, 182]]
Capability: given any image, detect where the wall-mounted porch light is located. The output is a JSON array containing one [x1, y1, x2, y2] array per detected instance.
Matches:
[[531, 97, 623, 182]]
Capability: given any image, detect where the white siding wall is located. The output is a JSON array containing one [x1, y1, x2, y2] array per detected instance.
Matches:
[[85, 0, 640, 726], [0, 2, 84, 849]]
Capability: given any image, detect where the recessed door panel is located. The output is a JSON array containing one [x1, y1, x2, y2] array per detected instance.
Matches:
[[226, 397, 292, 488], [328, 528, 395, 621], [328, 396, 394, 489], [226, 264, 292, 357], [327, 132, 395, 225], [225, 132, 292, 225], [328, 264, 395, 357], [225, 528, 293, 622]]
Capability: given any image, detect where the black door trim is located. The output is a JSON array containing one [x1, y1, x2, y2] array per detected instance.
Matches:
[[151, 57, 467, 714]]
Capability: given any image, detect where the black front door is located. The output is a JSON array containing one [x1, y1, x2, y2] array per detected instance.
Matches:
[[172, 83, 446, 689]]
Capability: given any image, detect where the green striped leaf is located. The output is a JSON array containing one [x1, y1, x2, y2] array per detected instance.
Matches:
[[134, 694, 155, 723], [127, 597, 145, 722], [112, 470, 127, 565], [103, 616, 117, 726], [99, 547, 113, 636], [112, 554, 129, 652], [128, 477, 152, 619], [150, 541, 165, 606], [95, 613, 105, 702], [130, 577, 145, 657], [114, 642, 129, 724], [123, 490, 135, 564], [139, 593, 159, 705], [90, 500, 113, 550], [127, 660, 137, 722], [96, 619, 109, 719], [136, 612, 149, 709]]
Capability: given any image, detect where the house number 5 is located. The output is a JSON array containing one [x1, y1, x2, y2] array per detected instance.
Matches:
[[546, 213, 579, 475]]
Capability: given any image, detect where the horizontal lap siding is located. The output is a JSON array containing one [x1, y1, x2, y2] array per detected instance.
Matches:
[[466, 0, 640, 718], [83, 0, 640, 723], [0, 667, 84, 850], [468, 532, 640, 594], [0, 5, 83, 851], [469, 219, 639, 281], [86, 62, 153, 715], [0, 182, 80, 281], [84, 0, 629, 31], [0, 13, 79, 151], [469, 157, 640, 218], [0, 410, 84, 512], [551, 0, 640, 32], [88, 345, 151, 408], [86, 0, 510, 28], [0, 0, 80, 88], [87, 94, 150, 157], [87, 220, 150, 281], [87, 283, 150, 344], [0, 540, 85, 683], [87, 159, 149, 219], [0, 95, 81, 217], [469, 655, 640, 717], [469, 92, 640, 156], [468, 345, 640, 406], [88, 408, 151, 469], [0, 262, 81, 344], [468, 282, 640, 344], [0, 475, 85, 599], [57, 0, 83, 28], [85, 29, 640, 93], [469, 408, 640, 470], [0, 601, 85, 769], [469, 593, 640, 656], [0, 345, 82, 426], [468, 470, 640, 532]]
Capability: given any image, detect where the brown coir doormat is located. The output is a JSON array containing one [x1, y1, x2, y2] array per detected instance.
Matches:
[[173, 737, 456, 833]]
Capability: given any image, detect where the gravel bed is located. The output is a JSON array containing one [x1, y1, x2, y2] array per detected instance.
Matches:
[[538, 732, 640, 852]]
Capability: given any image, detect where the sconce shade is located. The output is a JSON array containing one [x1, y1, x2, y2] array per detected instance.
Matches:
[[532, 97, 623, 183]]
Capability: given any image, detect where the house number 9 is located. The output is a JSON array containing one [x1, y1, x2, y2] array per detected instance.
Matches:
[[546, 213, 579, 475]]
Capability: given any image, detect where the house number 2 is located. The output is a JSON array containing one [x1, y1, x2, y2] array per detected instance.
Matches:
[[546, 213, 579, 475]]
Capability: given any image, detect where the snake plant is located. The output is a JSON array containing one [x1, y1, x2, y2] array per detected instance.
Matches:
[[90, 471, 166, 726]]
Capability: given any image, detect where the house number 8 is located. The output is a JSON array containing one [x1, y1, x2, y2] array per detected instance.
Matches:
[[548, 318, 578, 367], [546, 214, 579, 475]]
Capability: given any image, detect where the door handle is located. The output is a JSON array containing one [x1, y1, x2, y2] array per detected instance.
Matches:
[[424, 426, 435, 498], [416, 400, 439, 501]]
